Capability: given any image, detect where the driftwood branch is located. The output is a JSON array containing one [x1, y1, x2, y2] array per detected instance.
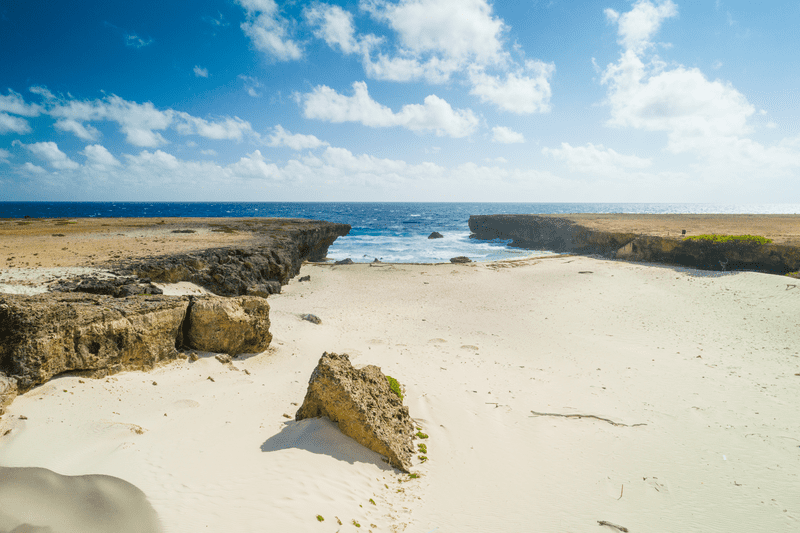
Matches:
[[529, 410, 646, 427], [598, 520, 629, 532]]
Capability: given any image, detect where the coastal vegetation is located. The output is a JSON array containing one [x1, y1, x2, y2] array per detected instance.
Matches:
[[683, 234, 772, 244], [386, 375, 402, 400]]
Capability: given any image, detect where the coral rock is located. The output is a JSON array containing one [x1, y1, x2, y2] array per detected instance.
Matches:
[[185, 296, 271, 355], [296, 352, 415, 472]]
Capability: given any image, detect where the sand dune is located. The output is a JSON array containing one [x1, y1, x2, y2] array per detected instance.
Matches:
[[1, 256, 799, 531]]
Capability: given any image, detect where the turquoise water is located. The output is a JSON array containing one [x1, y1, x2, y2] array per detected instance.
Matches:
[[2, 202, 797, 263]]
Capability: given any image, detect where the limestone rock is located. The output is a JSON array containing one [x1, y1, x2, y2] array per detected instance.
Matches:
[[0, 374, 18, 416], [334, 258, 354, 265], [295, 352, 415, 472], [450, 256, 472, 263], [0, 293, 189, 393], [185, 296, 271, 355], [428, 232, 443, 239], [246, 282, 281, 297], [298, 275, 311, 282], [302, 313, 322, 325]]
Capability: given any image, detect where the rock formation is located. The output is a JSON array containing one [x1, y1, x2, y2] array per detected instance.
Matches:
[[450, 256, 472, 263], [469, 214, 800, 274], [428, 232, 443, 239], [296, 352, 415, 472], [185, 296, 271, 355]]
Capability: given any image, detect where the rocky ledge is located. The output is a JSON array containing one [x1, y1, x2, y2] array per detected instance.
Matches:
[[469, 214, 800, 274], [0, 218, 350, 415]]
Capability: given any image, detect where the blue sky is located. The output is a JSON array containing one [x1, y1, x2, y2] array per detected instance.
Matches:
[[1, 0, 798, 202]]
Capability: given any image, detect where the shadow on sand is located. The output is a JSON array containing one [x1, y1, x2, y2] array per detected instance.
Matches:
[[261, 418, 395, 472]]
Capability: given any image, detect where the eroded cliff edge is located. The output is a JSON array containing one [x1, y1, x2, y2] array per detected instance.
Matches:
[[0, 218, 350, 414], [469, 214, 800, 275]]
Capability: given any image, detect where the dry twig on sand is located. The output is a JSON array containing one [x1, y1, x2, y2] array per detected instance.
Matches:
[[529, 410, 646, 427], [598, 520, 629, 532]]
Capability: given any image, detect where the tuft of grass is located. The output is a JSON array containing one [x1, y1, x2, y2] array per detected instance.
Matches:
[[418, 455, 428, 462], [786, 271, 800, 279], [316, 515, 324, 522], [386, 375, 403, 400], [684, 234, 772, 245], [352, 519, 361, 528], [408, 473, 420, 479], [369, 498, 376, 505], [415, 431, 428, 439], [417, 443, 427, 454]]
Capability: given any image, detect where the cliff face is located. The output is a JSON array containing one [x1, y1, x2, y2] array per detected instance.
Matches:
[[469, 214, 800, 274]]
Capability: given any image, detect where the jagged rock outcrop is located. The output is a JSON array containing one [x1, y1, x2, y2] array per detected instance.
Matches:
[[296, 352, 415, 472], [428, 232, 443, 239], [469, 214, 800, 274], [185, 296, 271, 355], [0, 293, 189, 395]]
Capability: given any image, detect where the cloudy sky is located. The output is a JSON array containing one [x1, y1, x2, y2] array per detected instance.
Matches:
[[1, 0, 798, 202]]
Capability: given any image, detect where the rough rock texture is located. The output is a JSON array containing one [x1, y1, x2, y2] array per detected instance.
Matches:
[[114, 219, 350, 296], [450, 256, 472, 263], [428, 232, 443, 239], [0, 293, 189, 394], [296, 352, 415, 472], [185, 296, 271, 355], [469, 214, 800, 274], [0, 374, 18, 416]]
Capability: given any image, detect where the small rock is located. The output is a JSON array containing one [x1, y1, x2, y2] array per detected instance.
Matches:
[[246, 282, 281, 296], [298, 275, 311, 282], [19, 415, 27, 420], [215, 354, 232, 364], [302, 313, 322, 325], [207, 376, 215, 382], [243, 369, 251, 375], [334, 258, 354, 265], [282, 413, 291, 419], [450, 256, 472, 263], [428, 232, 443, 239], [152, 381, 157, 386], [188, 353, 199, 362], [171, 229, 196, 233], [372, 258, 381, 263]]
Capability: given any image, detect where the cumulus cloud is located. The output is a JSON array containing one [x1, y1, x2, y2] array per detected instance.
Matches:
[[605, 0, 677, 54], [236, 0, 303, 61], [193, 66, 209, 78], [82, 144, 121, 171], [470, 60, 554, 114], [54, 119, 101, 141], [21, 162, 47, 174], [173, 113, 254, 141], [542, 142, 651, 174], [491, 126, 524, 144], [0, 113, 32, 134], [267, 125, 329, 150], [0, 148, 10, 163], [300, 81, 479, 138], [239, 75, 264, 97], [304, 3, 362, 54], [21, 141, 80, 170], [0, 89, 42, 116]]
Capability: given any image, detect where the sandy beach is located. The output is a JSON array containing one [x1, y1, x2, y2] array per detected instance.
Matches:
[[1, 252, 799, 531]]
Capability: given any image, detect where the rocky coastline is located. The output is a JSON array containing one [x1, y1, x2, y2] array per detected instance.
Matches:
[[0, 218, 350, 414], [469, 214, 800, 275]]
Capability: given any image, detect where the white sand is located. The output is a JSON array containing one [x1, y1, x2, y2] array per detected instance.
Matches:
[[1, 256, 799, 532]]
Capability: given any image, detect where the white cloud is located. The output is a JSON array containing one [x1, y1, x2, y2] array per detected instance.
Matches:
[[362, 53, 459, 84], [0, 89, 42, 116], [125, 33, 154, 49], [605, 0, 677, 54], [365, 0, 506, 66], [491, 126, 525, 144], [0, 113, 32, 134], [239, 75, 264, 97], [54, 119, 101, 141], [267, 125, 329, 150], [22, 141, 80, 170], [237, 0, 303, 61], [200, 149, 218, 156], [542, 142, 651, 174], [0, 148, 10, 163], [193, 66, 209, 78], [21, 162, 47, 174], [82, 144, 121, 171], [304, 3, 361, 54], [470, 60, 554, 114], [300, 81, 479, 138], [174, 113, 254, 141]]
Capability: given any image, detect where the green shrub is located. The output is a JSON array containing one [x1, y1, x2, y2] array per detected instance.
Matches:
[[386, 375, 403, 400], [684, 234, 772, 245], [316, 515, 324, 522], [415, 431, 428, 439], [417, 443, 427, 454]]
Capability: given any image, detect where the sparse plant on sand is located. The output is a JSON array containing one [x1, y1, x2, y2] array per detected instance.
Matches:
[[408, 473, 420, 479], [415, 431, 428, 439], [684, 234, 772, 244], [316, 515, 324, 522], [352, 519, 361, 527], [417, 443, 427, 454], [369, 498, 376, 505], [418, 455, 428, 462], [386, 375, 403, 400]]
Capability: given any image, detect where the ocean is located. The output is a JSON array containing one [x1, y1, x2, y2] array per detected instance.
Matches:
[[2, 202, 798, 264]]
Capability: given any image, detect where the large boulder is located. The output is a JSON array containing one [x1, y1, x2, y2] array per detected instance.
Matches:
[[185, 296, 271, 355], [0, 293, 190, 393], [295, 352, 415, 472]]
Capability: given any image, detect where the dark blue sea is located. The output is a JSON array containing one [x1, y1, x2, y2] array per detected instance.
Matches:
[[2, 202, 798, 263]]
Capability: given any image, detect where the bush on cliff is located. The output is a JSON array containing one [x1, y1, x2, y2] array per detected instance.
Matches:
[[684, 234, 772, 245], [386, 375, 403, 400]]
